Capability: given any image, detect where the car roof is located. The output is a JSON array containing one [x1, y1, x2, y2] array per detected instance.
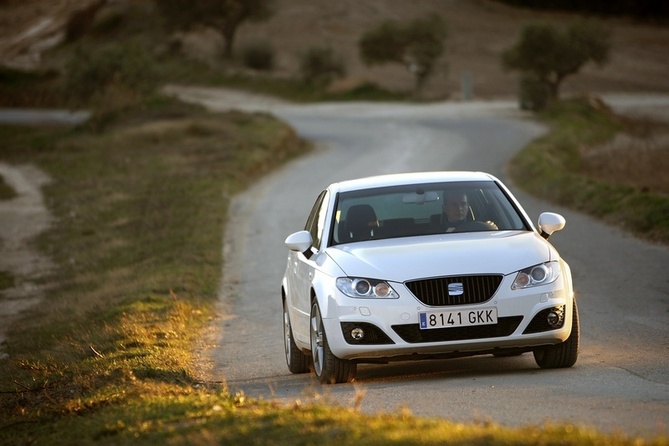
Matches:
[[328, 171, 498, 193]]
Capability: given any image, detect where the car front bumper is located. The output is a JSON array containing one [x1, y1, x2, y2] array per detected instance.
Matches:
[[322, 277, 574, 361]]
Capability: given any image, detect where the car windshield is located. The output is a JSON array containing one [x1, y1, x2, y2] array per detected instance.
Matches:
[[330, 181, 528, 245]]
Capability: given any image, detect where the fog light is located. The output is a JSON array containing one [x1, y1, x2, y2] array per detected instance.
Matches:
[[351, 327, 365, 340], [547, 311, 560, 327]]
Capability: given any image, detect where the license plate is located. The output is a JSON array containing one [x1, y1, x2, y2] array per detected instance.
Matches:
[[419, 307, 498, 330]]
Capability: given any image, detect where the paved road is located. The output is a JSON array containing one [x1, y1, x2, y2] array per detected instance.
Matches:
[[0, 108, 89, 125], [170, 87, 669, 438]]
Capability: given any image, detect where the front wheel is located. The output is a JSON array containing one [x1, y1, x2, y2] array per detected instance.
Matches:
[[310, 301, 356, 384], [534, 300, 580, 369], [283, 299, 310, 374]]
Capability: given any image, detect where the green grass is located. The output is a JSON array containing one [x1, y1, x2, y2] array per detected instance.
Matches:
[[14, 392, 665, 445], [509, 97, 669, 245], [0, 96, 309, 444]]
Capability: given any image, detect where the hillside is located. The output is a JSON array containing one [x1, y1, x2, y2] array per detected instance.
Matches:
[[235, 0, 669, 99], [1, 0, 669, 100]]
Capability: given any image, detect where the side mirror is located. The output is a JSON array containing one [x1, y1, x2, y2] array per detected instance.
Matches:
[[537, 212, 566, 239], [285, 230, 313, 253]]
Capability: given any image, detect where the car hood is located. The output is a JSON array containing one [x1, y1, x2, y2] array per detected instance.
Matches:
[[326, 231, 554, 282]]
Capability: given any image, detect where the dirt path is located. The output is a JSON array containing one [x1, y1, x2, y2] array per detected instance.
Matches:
[[0, 163, 53, 356]]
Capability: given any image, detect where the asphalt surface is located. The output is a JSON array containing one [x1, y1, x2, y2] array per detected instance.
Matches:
[[72, 88, 669, 437], [0, 108, 90, 125]]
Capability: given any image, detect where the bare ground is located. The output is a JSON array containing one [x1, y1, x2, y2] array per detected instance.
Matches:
[[0, 163, 53, 354]]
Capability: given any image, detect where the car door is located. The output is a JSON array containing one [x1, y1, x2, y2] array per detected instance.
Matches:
[[288, 190, 330, 343]]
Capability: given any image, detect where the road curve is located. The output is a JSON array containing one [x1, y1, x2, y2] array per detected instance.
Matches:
[[168, 87, 669, 438]]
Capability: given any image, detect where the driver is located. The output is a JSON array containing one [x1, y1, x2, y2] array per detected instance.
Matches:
[[440, 190, 497, 232]]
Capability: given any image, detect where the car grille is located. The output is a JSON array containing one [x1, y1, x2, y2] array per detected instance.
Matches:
[[405, 275, 503, 307], [392, 316, 523, 343]]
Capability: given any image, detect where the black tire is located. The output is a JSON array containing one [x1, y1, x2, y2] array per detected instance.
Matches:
[[283, 299, 310, 374], [310, 301, 356, 384], [534, 300, 580, 369]]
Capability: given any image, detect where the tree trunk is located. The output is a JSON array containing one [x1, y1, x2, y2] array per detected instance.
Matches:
[[223, 28, 235, 59]]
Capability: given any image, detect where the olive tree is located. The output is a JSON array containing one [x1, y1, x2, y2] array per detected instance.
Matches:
[[157, 0, 274, 58], [502, 20, 611, 109], [359, 13, 447, 96]]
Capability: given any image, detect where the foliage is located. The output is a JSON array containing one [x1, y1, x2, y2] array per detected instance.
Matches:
[[64, 41, 157, 109], [502, 20, 611, 108], [241, 40, 275, 71], [202, 73, 407, 103], [299, 46, 346, 86], [359, 13, 447, 96], [518, 73, 550, 111], [0, 67, 61, 107], [156, 0, 274, 58], [509, 97, 669, 244]]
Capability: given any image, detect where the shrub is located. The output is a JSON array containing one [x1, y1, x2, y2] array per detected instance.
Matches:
[[64, 41, 157, 107], [242, 40, 275, 71], [502, 20, 611, 107], [518, 74, 549, 111], [359, 13, 447, 96], [299, 46, 346, 85]]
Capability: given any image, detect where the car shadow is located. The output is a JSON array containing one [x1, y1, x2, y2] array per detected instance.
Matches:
[[352, 353, 543, 383]]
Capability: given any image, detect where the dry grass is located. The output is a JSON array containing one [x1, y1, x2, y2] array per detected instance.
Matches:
[[0, 99, 311, 443], [510, 98, 669, 244], [581, 116, 669, 195]]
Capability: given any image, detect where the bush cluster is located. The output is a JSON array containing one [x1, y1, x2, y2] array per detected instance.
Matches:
[[241, 40, 275, 71], [64, 41, 157, 107], [298, 46, 346, 86]]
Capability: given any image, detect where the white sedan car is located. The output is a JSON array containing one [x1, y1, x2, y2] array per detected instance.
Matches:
[[281, 171, 578, 384]]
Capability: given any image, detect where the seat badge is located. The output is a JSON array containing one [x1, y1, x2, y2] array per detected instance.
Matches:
[[448, 282, 464, 296]]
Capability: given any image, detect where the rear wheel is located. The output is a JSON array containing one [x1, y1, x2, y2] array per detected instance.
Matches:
[[534, 301, 580, 369], [310, 301, 356, 384], [283, 299, 310, 374]]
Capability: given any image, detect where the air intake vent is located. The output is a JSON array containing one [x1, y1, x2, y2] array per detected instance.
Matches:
[[405, 275, 503, 307]]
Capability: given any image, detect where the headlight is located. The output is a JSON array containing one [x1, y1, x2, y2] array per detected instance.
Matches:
[[336, 277, 399, 299], [511, 261, 560, 290]]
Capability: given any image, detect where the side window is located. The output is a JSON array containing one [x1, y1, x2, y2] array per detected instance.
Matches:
[[304, 190, 329, 251]]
